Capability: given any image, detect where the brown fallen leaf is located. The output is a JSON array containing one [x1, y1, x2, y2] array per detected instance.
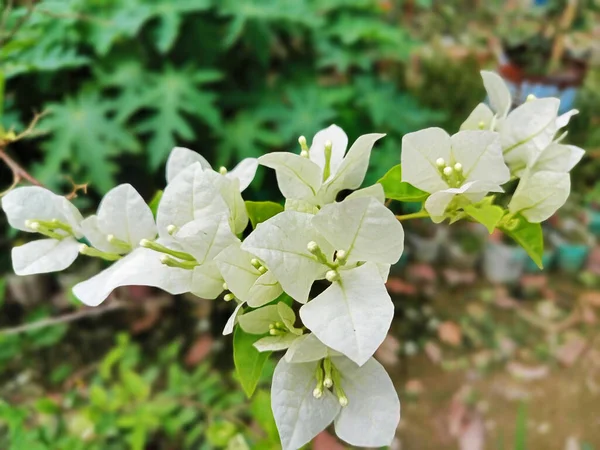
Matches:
[[185, 334, 213, 367], [438, 321, 462, 347]]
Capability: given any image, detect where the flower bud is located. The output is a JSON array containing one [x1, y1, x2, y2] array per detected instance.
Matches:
[[323, 377, 333, 388], [222, 282, 229, 291], [325, 270, 339, 282], [224, 293, 235, 302], [250, 258, 261, 269], [106, 234, 116, 243], [140, 239, 151, 248], [307, 241, 319, 254], [478, 121, 486, 130], [338, 396, 349, 407], [219, 166, 228, 175], [443, 166, 453, 177], [313, 388, 323, 399], [166, 224, 178, 235], [298, 135, 308, 150], [29, 221, 41, 231], [258, 265, 268, 274], [335, 249, 348, 263], [454, 163, 463, 172], [526, 93, 536, 102], [435, 158, 445, 168]]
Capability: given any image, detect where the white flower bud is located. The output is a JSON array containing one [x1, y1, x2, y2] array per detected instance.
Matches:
[[159, 255, 170, 264], [526, 93, 536, 102], [298, 135, 307, 147], [478, 121, 486, 130], [443, 166, 453, 177], [224, 293, 235, 302], [323, 378, 333, 388], [338, 396, 349, 407], [166, 224, 177, 235], [313, 388, 323, 399], [139, 239, 151, 248], [222, 282, 228, 291], [79, 244, 88, 253], [435, 158, 445, 167], [454, 162, 463, 172], [29, 221, 41, 231], [307, 241, 319, 254], [325, 270, 340, 282], [219, 166, 228, 175], [258, 265, 268, 274], [336, 249, 347, 261], [106, 234, 116, 243], [300, 150, 309, 158]]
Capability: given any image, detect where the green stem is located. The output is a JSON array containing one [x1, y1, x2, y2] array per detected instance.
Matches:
[[395, 211, 430, 222]]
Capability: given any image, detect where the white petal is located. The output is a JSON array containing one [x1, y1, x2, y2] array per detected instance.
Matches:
[[285, 199, 319, 214], [278, 302, 302, 335], [226, 158, 258, 191], [425, 181, 503, 222], [333, 356, 400, 447], [308, 124, 348, 178], [312, 197, 404, 264], [97, 184, 157, 248], [556, 109, 578, 129], [12, 238, 80, 275], [157, 163, 229, 236], [216, 242, 261, 299], [191, 261, 224, 299], [203, 170, 249, 234], [481, 71, 512, 118], [285, 333, 329, 363], [241, 211, 331, 303], [508, 171, 570, 223], [345, 183, 385, 203], [460, 102, 494, 131], [451, 130, 510, 185], [166, 146, 212, 183], [2, 186, 83, 235], [319, 133, 386, 204], [247, 271, 283, 308], [259, 152, 322, 201], [72, 247, 192, 306], [223, 302, 244, 335], [400, 127, 451, 193], [81, 215, 122, 254], [377, 263, 391, 282], [254, 334, 298, 352], [532, 143, 584, 173], [501, 98, 560, 171], [174, 215, 238, 263], [238, 305, 280, 334], [272, 359, 340, 450], [300, 263, 393, 366]]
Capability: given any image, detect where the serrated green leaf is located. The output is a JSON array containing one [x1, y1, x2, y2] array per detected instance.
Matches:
[[377, 164, 428, 202], [245, 201, 283, 229], [463, 200, 506, 234], [233, 327, 270, 398], [500, 215, 544, 269]]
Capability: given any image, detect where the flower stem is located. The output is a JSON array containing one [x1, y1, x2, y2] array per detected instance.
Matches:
[[395, 211, 429, 222]]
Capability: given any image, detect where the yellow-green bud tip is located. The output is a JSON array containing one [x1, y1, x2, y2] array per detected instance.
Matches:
[[339, 396, 348, 407], [250, 258, 260, 267], [269, 328, 279, 336], [106, 234, 116, 243], [325, 270, 340, 282], [443, 166, 453, 177], [526, 93, 536, 102], [323, 378, 333, 388], [298, 135, 307, 147], [307, 241, 319, 253], [29, 221, 41, 230], [435, 158, 445, 168], [478, 121, 486, 129], [140, 239, 151, 248], [300, 150, 309, 158], [79, 244, 89, 253], [159, 255, 170, 264], [224, 293, 235, 302], [454, 162, 463, 172], [258, 265, 268, 274], [324, 140, 332, 150], [336, 249, 347, 261], [219, 166, 228, 175], [166, 224, 177, 235], [222, 282, 228, 291], [313, 388, 323, 399]]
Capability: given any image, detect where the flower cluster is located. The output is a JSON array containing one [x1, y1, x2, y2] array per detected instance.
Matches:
[[0, 72, 584, 450]]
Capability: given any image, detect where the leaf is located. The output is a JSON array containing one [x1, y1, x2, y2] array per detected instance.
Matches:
[[0, 278, 6, 309], [233, 327, 271, 398], [463, 200, 505, 234], [377, 164, 429, 202], [251, 390, 279, 442], [36, 89, 140, 193], [500, 215, 544, 269], [148, 190, 163, 219], [245, 201, 283, 229], [150, 0, 212, 53]]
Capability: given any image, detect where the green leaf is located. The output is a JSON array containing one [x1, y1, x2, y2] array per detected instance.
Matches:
[[245, 201, 283, 229], [514, 403, 528, 450], [500, 215, 544, 269], [377, 165, 428, 202], [150, 0, 212, 53], [148, 190, 163, 219], [233, 327, 270, 398], [206, 420, 237, 447], [35, 398, 60, 415], [0, 278, 6, 309], [463, 200, 505, 234], [36, 89, 140, 193], [250, 390, 278, 441]]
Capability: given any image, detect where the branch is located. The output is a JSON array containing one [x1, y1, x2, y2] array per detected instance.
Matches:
[[396, 211, 430, 221]]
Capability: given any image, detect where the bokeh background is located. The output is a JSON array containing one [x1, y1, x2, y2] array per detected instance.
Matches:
[[1, 0, 600, 448]]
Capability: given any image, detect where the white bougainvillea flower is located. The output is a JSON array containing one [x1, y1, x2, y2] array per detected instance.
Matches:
[[1, 186, 84, 275], [529, 142, 585, 174], [242, 196, 403, 364], [215, 242, 283, 308], [401, 128, 510, 222], [165, 146, 258, 191], [272, 355, 400, 450], [259, 125, 385, 206], [461, 71, 579, 176], [158, 162, 248, 235], [81, 184, 156, 255], [237, 302, 304, 351], [508, 170, 571, 223]]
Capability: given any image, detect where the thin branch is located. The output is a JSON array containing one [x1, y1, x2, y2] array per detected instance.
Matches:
[[0, 300, 128, 337], [396, 211, 430, 221], [0, 147, 43, 187], [14, 108, 50, 141]]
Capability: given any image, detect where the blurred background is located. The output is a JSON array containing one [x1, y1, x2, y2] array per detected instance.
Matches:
[[1, 0, 600, 448]]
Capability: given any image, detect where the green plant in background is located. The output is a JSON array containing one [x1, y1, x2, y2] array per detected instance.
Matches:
[[0, 333, 279, 450]]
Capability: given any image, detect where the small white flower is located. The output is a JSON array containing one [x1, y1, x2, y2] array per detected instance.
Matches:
[[271, 355, 400, 450], [1, 186, 83, 275], [259, 124, 385, 206], [401, 127, 510, 222], [165, 146, 258, 192]]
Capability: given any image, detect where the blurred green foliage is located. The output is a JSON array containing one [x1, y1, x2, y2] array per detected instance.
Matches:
[[1, 0, 447, 196]]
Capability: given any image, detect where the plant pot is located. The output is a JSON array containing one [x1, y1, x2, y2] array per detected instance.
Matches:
[[483, 242, 528, 284], [524, 249, 555, 273], [555, 243, 590, 274]]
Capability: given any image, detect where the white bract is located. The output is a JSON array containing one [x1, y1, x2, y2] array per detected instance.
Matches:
[[237, 302, 303, 351], [401, 127, 510, 222], [272, 355, 400, 450], [166, 146, 258, 191], [1, 186, 83, 275], [242, 196, 403, 365], [259, 124, 385, 206], [461, 71, 580, 177]]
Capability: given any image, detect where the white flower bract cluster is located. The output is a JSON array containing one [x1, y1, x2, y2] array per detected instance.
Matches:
[[0, 71, 584, 450]]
